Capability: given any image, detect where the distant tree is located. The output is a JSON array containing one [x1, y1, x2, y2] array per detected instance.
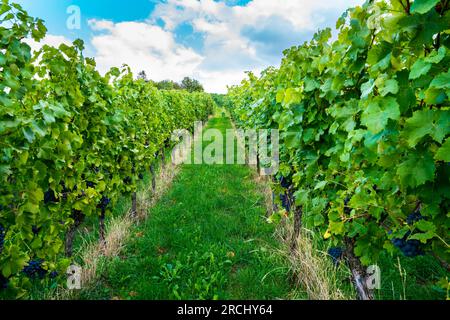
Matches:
[[211, 93, 231, 108], [137, 70, 148, 81], [156, 80, 182, 90], [181, 77, 204, 93]]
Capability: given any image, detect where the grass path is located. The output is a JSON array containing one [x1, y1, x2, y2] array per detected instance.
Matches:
[[82, 116, 299, 300]]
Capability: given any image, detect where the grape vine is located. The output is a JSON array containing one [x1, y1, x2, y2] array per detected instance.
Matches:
[[0, 0, 214, 295], [228, 0, 450, 299]]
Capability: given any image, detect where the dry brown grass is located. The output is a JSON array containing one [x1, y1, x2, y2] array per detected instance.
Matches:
[[252, 174, 275, 217], [47, 158, 180, 300], [284, 226, 352, 300], [250, 170, 353, 300]]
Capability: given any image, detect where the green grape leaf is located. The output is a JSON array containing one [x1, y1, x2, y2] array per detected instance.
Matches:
[[410, 0, 440, 14], [424, 88, 447, 104], [361, 97, 400, 134], [284, 131, 302, 149], [409, 231, 435, 243], [435, 138, 450, 162], [430, 69, 450, 89], [424, 46, 446, 64], [397, 153, 436, 188], [409, 59, 431, 80], [415, 220, 437, 232], [360, 79, 375, 99], [403, 110, 450, 147], [378, 79, 399, 96]]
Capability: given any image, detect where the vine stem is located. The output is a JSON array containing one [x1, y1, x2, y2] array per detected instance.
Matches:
[[344, 238, 374, 300]]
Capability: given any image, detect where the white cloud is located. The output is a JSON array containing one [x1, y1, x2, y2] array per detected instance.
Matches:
[[84, 0, 364, 93], [149, 0, 364, 92], [88, 19, 204, 83], [24, 34, 72, 53]]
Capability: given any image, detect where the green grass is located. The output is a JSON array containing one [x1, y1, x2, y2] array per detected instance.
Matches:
[[79, 115, 301, 300], [7, 113, 446, 301], [374, 252, 448, 300]]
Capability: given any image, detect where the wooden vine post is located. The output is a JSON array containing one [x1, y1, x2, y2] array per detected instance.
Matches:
[[291, 205, 303, 252], [131, 191, 137, 218], [161, 147, 166, 171], [344, 237, 374, 300], [65, 210, 85, 257], [99, 209, 107, 247], [150, 162, 156, 193]]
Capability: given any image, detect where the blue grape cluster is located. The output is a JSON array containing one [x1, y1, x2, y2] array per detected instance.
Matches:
[[0, 275, 8, 290], [123, 176, 132, 185], [344, 197, 351, 214], [391, 232, 423, 257], [328, 247, 343, 266], [406, 210, 423, 225], [86, 181, 96, 188], [44, 189, 58, 204], [97, 196, 111, 211], [344, 197, 350, 206], [23, 259, 47, 279], [49, 271, 58, 278], [280, 194, 291, 212], [138, 173, 144, 180], [279, 176, 291, 189], [32, 225, 40, 236], [0, 224, 5, 254]]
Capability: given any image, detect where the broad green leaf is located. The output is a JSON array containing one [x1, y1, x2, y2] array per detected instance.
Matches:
[[403, 110, 450, 146], [22, 127, 35, 143], [276, 90, 285, 103], [378, 79, 399, 96], [424, 88, 447, 104], [409, 231, 435, 243], [424, 46, 446, 64], [284, 131, 302, 149], [415, 220, 437, 232], [314, 181, 327, 190], [409, 59, 431, 80], [430, 70, 450, 89], [360, 79, 375, 99], [411, 0, 440, 14], [361, 97, 400, 133], [435, 138, 450, 162], [397, 153, 436, 188]]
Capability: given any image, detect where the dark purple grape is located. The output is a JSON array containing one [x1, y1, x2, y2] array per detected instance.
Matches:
[[86, 181, 96, 188], [391, 231, 424, 258], [97, 196, 111, 210], [280, 194, 291, 211], [406, 210, 423, 225], [344, 197, 350, 206], [279, 176, 291, 189], [0, 274, 8, 290], [32, 225, 40, 236], [123, 176, 132, 185], [44, 189, 58, 204], [328, 247, 343, 266], [23, 259, 47, 279], [344, 197, 352, 214], [61, 181, 70, 193], [138, 173, 144, 180], [71, 209, 84, 222]]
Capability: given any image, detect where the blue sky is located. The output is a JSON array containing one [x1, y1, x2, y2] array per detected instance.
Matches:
[[18, 0, 363, 93]]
